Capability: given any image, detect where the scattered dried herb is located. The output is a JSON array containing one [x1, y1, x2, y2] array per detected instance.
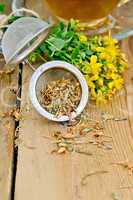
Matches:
[[112, 160, 133, 175], [0, 68, 15, 76], [102, 112, 128, 122], [111, 192, 120, 200], [57, 147, 66, 154], [75, 149, 93, 156], [119, 185, 133, 190], [81, 170, 108, 185], [41, 109, 127, 155], [40, 78, 81, 116], [2, 108, 21, 121]]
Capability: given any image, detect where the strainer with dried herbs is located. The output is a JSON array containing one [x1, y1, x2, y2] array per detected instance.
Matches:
[[39, 78, 81, 116]]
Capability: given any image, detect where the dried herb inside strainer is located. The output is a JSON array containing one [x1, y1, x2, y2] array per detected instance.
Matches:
[[40, 78, 81, 116]]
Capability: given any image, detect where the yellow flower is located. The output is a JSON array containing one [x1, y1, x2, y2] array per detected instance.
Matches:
[[99, 52, 110, 61], [79, 34, 87, 43], [110, 73, 119, 80], [108, 88, 116, 95], [89, 55, 102, 74], [106, 73, 119, 80], [95, 47, 105, 52], [107, 63, 118, 72], [106, 46, 119, 59], [114, 78, 124, 90], [90, 88, 97, 99], [90, 74, 99, 81], [108, 78, 123, 90], [78, 33, 127, 104], [103, 35, 118, 46], [87, 80, 96, 89], [85, 75, 95, 89], [108, 81, 114, 89], [82, 62, 91, 74], [96, 90, 107, 105], [97, 77, 104, 86]]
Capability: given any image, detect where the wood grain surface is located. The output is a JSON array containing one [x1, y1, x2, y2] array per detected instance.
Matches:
[[14, 37, 133, 200], [0, 2, 19, 200], [0, 58, 18, 200]]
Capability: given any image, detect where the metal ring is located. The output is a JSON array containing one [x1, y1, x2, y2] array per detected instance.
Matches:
[[29, 61, 89, 122]]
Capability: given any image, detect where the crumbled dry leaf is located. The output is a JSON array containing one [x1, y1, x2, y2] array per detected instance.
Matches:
[[2, 108, 21, 121], [58, 142, 68, 148], [102, 112, 127, 122], [75, 149, 92, 156], [81, 170, 108, 185], [91, 131, 104, 137], [13, 109, 21, 121], [62, 133, 77, 139], [15, 138, 23, 148], [111, 192, 120, 200], [119, 185, 133, 189], [0, 68, 15, 76], [48, 110, 127, 155], [23, 144, 36, 150], [112, 160, 133, 175], [57, 147, 66, 154]]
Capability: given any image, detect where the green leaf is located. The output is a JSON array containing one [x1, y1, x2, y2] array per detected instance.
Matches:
[[51, 22, 65, 37], [71, 48, 79, 60], [49, 46, 56, 56], [8, 16, 22, 24], [86, 49, 94, 56], [0, 3, 5, 13], [46, 37, 66, 50], [39, 43, 46, 52], [80, 52, 86, 59]]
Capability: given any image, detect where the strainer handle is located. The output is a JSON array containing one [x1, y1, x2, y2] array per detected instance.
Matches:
[[0, 8, 40, 29], [12, 0, 25, 16]]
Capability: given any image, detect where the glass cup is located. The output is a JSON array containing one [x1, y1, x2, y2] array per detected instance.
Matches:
[[20, 0, 133, 39], [42, 0, 130, 26], [44, 0, 120, 25]]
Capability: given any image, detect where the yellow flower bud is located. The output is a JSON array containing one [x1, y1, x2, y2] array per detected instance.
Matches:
[[79, 35, 87, 43], [97, 77, 104, 86]]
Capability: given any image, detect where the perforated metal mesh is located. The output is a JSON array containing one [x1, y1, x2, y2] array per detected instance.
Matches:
[[1, 17, 51, 64]]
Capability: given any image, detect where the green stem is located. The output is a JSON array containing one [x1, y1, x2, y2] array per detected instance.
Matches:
[[37, 53, 47, 63]]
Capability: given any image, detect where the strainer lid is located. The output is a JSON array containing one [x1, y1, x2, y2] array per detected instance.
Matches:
[[1, 17, 52, 64]]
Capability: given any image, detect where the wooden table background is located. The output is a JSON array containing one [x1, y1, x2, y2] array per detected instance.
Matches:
[[0, 1, 133, 200]]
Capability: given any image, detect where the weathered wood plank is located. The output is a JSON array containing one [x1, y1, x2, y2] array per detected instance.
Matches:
[[15, 37, 133, 200], [0, 2, 19, 199], [0, 57, 18, 199]]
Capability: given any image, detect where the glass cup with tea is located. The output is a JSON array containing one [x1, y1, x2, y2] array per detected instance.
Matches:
[[46, 1, 130, 23], [44, 0, 120, 25], [15, 0, 133, 39]]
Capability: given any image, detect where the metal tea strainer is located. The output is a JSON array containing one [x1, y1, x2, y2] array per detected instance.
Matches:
[[29, 61, 89, 122], [1, 16, 52, 64]]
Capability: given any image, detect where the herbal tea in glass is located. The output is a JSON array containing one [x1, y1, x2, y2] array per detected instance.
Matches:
[[44, 0, 120, 23]]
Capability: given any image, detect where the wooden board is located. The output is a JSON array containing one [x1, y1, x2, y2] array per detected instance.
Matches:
[[14, 37, 133, 200], [0, 58, 18, 199], [0, 2, 19, 199]]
